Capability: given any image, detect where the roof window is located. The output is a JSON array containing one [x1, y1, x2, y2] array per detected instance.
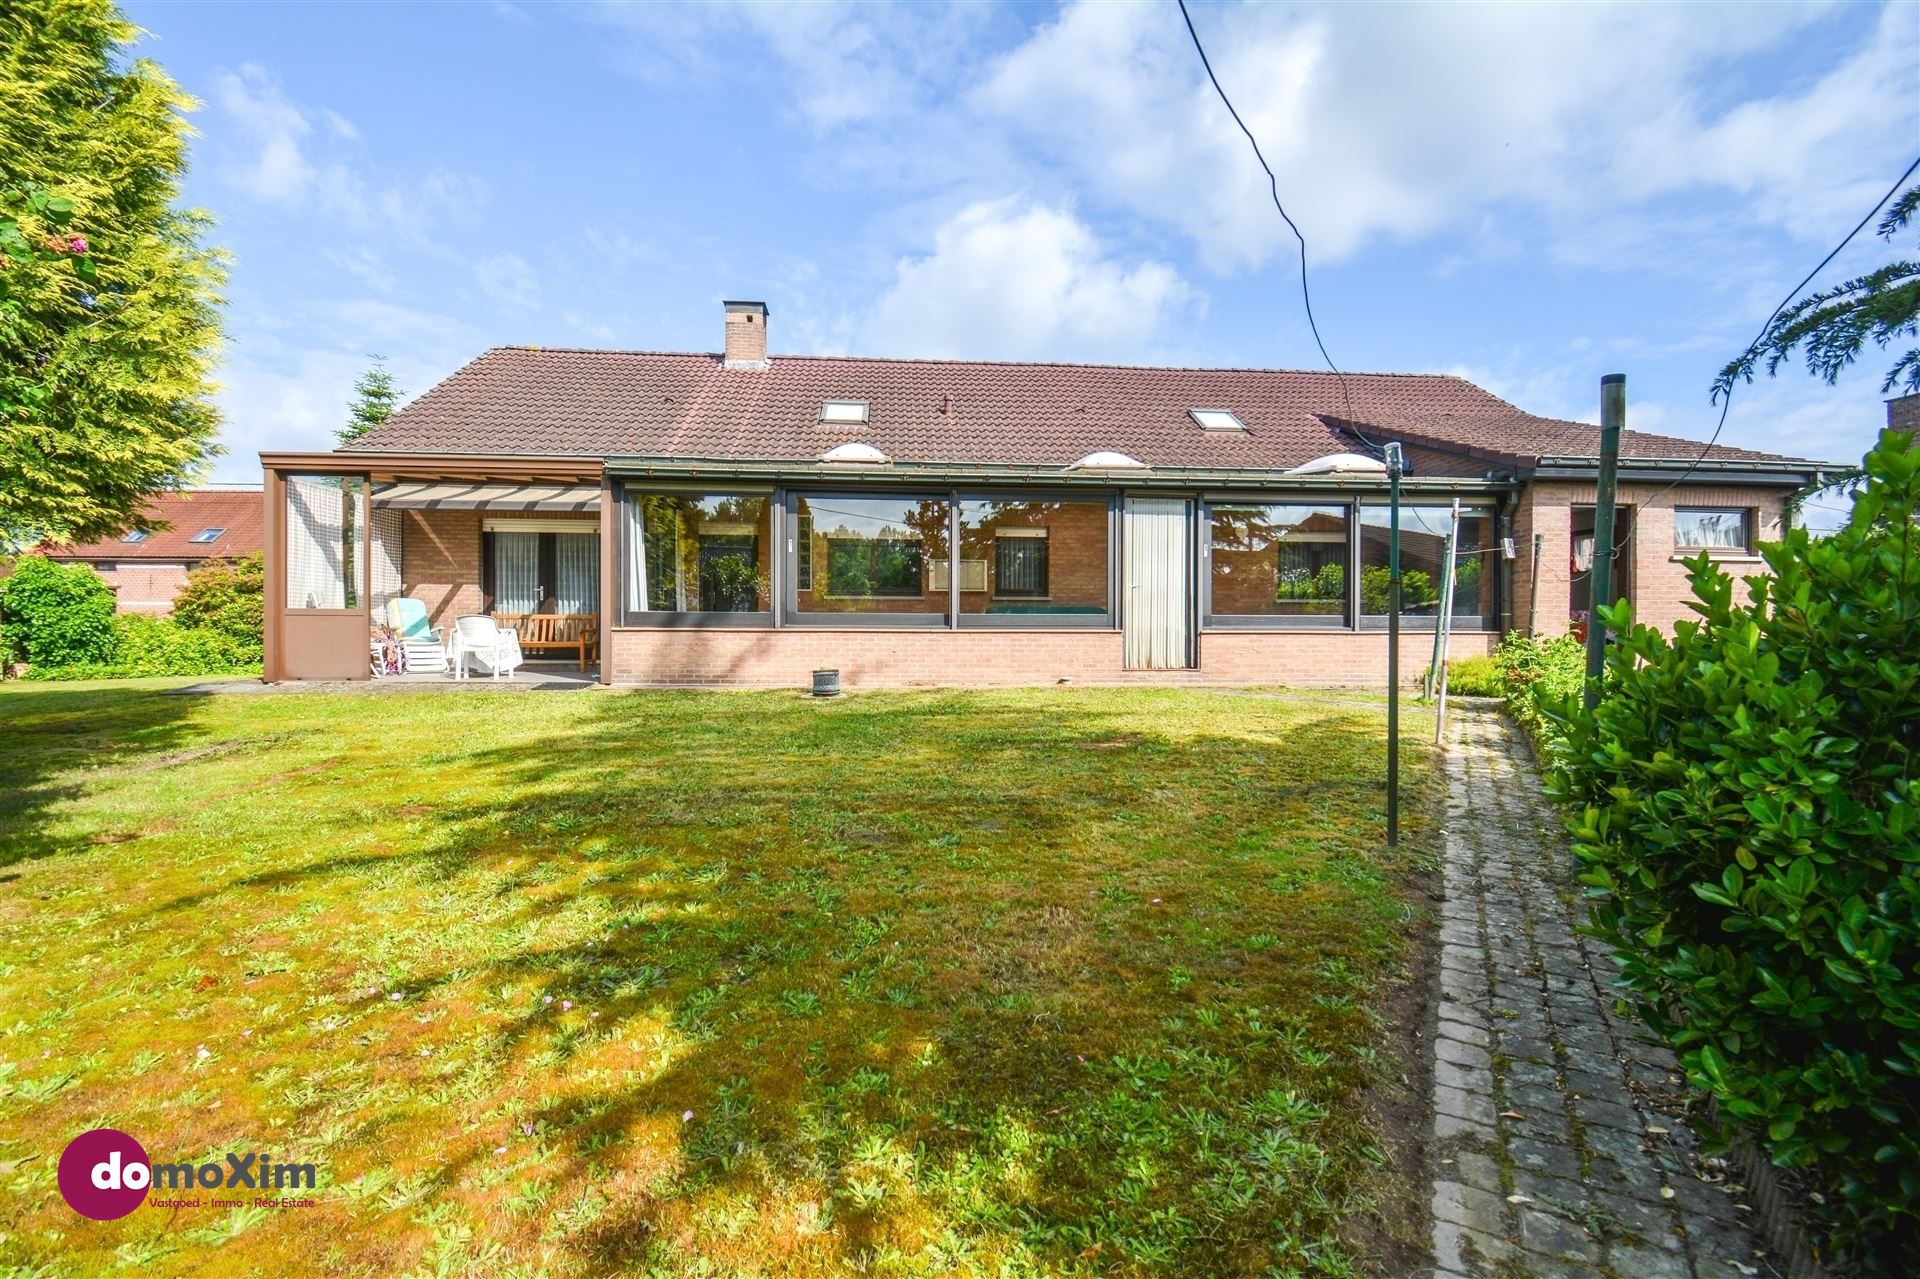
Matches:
[[819, 400, 870, 425], [120, 530, 150, 544], [188, 527, 226, 544], [1188, 408, 1246, 432], [1066, 451, 1147, 470]]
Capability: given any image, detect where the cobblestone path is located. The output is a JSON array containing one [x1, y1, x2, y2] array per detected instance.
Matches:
[[1428, 707, 1773, 1279]]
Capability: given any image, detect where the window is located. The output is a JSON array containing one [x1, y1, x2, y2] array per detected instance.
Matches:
[[1208, 503, 1348, 626], [1675, 507, 1750, 551], [819, 400, 870, 425], [1357, 504, 1496, 629], [486, 526, 600, 616], [623, 492, 771, 619], [1188, 408, 1246, 432], [793, 494, 950, 621], [188, 527, 225, 544], [994, 531, 1048, 597], [284, 475, 365, 609], [958, 498, 1110, 623], [120, 530, 149, 544]]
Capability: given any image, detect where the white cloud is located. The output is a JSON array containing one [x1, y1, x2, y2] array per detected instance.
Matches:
[[210, 64, 486, 240], [972, 2, 1915, 270], [862, 198, 1193, 360], [213, 65, 315, 203], [474, 254, 541, 309]]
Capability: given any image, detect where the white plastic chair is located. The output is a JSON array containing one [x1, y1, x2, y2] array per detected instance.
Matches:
[[452, 615, 523, 680]]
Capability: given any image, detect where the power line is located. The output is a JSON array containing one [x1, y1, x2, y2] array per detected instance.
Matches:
[[1176, 0, 1373, 452], [1611, 152, 1920, 560]]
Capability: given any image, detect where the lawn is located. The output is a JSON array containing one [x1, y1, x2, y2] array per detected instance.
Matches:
[[0, 682, 1441, 1278]]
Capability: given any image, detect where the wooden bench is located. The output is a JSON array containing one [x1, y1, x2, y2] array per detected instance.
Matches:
[[493, 613, 599, 670]]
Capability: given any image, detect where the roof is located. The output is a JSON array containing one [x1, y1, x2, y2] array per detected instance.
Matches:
[[343, 346, 1817, 473], [41, 488, 262, 562]]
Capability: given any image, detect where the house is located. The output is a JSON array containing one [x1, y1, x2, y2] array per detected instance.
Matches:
[[41, 486, 263, 615], [258, 300, 1829, 686]]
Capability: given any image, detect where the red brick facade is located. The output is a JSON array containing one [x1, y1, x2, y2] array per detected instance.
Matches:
[[608, 625, 1494, 688], [1510, 481, 1786, 635], [95, 562, 191, 615]]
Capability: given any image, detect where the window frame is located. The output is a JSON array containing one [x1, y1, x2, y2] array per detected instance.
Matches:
[[1673, 506, 1753, 553], [1354, 500, 1500, 632], [783, 490, 952, 629], [617, 485, 776, 628], [1201, 499, 1356, 631], [188, 527, 226, 544], [954, 491, 1117, 630]]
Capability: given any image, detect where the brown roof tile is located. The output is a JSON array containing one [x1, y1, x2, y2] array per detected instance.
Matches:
[[42, 488, 263, 562], [343, 347, 1813, 471]]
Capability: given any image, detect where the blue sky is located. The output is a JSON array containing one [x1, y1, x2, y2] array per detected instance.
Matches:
[[125, 0, 1918, 516]]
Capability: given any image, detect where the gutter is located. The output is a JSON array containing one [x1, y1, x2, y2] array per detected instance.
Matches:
[[1531, 455, 1831, 486], [603, 454, 1521, 492]]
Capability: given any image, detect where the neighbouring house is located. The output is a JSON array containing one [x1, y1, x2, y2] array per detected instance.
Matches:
[[40, 486, 263, 616], [258, 300, 1832, 687]]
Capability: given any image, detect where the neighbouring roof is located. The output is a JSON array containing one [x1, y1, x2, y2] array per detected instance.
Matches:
[[41, 488, 263, 562], [342, 346, 1817, 474]]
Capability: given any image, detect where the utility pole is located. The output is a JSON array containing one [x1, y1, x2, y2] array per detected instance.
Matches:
[[1585, 374, 1624, 708], [1385, 442, 1403, 847]]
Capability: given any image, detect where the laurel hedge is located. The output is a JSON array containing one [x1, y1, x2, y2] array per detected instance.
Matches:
[[1552, 431, 1919, 1271]]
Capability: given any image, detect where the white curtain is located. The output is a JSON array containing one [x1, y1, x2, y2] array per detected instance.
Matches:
[[625, 495, 649, 613], [554, 532, 599, 614], [492, 532, 541, 612], [370, 508, 404, 612], [286, 475, 362, 609], [1124, 498, 1192, 669]]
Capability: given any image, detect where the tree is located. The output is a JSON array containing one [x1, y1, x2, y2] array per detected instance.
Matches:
[[338, 355, 401, 445], [0, 0, 227, 550], [1715, 185, 1920, 401]]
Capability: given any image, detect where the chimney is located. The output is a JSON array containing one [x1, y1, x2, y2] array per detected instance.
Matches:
[[1888, 391, 1920, 433], [722, 300, 769, 369]]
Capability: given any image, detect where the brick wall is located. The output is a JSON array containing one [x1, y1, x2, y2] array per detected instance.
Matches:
[[1511, 481, 1787, 635], [97, 562, 190, 614], [608, 625, 1494, 689], [1888, 393, 1920, 433], [400, 510, 484, 626]]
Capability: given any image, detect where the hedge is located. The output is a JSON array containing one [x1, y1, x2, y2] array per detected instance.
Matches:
[[1552, 430, 1919, 1270]]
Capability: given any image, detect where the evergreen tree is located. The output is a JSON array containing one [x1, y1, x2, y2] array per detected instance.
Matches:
[[338, 356, 401, 445], [0, 0, 227, 549]]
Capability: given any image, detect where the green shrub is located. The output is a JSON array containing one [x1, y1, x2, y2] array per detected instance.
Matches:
[[1553, 431, 1920, 1271], [171, 553, 263, 660], [0, 555, 117, 669], [26, 614, 259, 680], [1491, 631, 1587, 743], [1440, 653, 1503, 696]]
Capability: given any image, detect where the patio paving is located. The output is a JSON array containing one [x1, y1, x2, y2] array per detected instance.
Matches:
[[1428, 706, 1774, 1279]]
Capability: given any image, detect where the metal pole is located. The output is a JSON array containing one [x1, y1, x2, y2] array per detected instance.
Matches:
[[1527, 531, 1543, 636], [1385, 442, 1403, 847], [1585, 374, 1624, 708], [1435, 498, 1460, 743]]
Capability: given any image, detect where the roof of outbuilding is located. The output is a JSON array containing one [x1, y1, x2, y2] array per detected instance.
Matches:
[[342, 346, 1814, 472], [41, 488, 263, 562]]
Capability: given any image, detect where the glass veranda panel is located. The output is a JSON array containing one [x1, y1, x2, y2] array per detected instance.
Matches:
[[794, 494, 950, 618], [1357, 505, 1495, 627], [625, 493, 772, 615], [957, 498, 1109, 618], [1208, 503, 1348, 625]]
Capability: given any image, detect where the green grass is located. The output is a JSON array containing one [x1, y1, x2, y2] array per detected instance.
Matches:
[[0, 681, 1441, 1277]]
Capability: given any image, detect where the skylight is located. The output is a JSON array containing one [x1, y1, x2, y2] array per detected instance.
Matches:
[[1066, 451, 1147, 470], [120, 530, 150, 544], [188, 527, 226, 543], [819, 400, 870, 425], [819, 442, 888, 464], [1188, 408, 1246, 432]]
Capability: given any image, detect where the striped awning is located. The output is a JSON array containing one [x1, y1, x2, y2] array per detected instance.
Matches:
[[370, 482, 599, 511]]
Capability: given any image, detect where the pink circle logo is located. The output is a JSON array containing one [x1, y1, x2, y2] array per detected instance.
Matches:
[[57, 1129, 150, 1220]]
